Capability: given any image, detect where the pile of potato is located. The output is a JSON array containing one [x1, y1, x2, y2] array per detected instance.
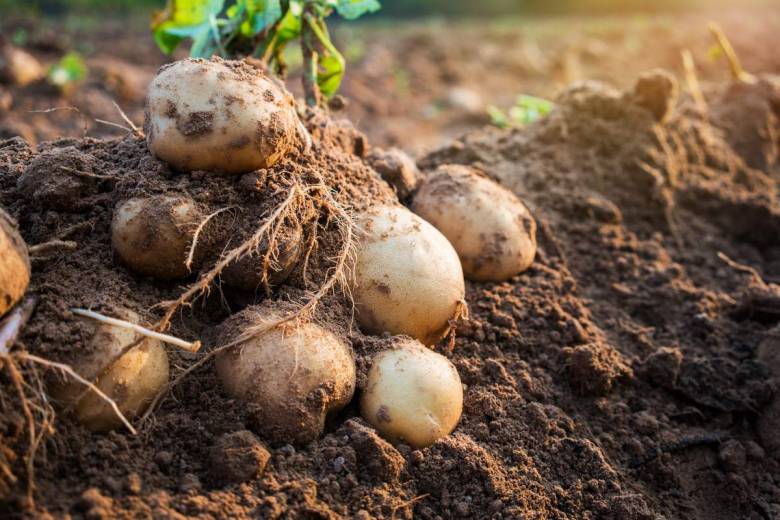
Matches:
[[1, 57, 538, 449]]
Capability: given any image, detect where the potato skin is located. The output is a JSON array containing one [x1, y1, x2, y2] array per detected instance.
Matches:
[[144, 58, 300, 174], [412, 164, 537, 282], [0, 208, 30, 317], [352, 205, 465, 345], [112, 196, 202, 279], [361, 338, 463, 448], [52, 309, 169, 431], [215, 306, 356, 445]]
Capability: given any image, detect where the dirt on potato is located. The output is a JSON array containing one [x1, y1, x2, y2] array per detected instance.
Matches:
[[1, 64, 780, 519]]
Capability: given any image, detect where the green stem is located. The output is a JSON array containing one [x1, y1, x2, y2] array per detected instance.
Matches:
[[301, 4, 321, 107]]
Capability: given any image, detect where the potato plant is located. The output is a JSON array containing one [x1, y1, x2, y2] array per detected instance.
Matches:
[[151, 0, 381, 106]]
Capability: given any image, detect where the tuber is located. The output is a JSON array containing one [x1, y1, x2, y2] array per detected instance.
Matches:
[[412, 164, 537, 282]]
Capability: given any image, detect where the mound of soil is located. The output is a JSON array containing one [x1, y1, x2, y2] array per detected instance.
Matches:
[[2, 70, 780, 519]]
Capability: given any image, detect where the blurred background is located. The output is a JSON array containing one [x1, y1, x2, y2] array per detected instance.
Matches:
[[1, 0, 779, 153]]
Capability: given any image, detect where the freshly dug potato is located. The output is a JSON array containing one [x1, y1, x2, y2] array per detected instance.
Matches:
[[144, 58, 301, 174], [52, 308, 169, 431], [361, 338, 463, 448], [112, 196, 203, 279], [215, 305, 355, 444], [412, 164, 537, 282], [0, 208, 30, 317], [352, 205, 464, 345], [221, 221, 303, 290], [0, 43, 44, 86]]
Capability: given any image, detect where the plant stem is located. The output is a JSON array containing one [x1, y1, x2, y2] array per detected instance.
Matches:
[[301, 2, 321, 107]]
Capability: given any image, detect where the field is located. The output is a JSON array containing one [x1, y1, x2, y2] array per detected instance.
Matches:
[[1, 4, 780, 519]]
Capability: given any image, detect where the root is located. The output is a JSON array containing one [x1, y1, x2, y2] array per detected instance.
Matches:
[[71, 308, 201, 352], [156, 184, 307, 330], [185, 206, 235, 272], [111, 101, 143, 136], [141, 175, 359, 425], [14, 353, 136, 434], [28, 240, 78, 257], [708, 22, 756, 84], [391, 493, 429, 520], [717, 251, 768, 288], [58, 165, 114, 180]]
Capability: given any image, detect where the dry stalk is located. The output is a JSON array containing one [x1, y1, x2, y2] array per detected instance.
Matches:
[[71, 308, 201, 352], [28, 240, 78, 256], [681, 49, 708, 114], [708, 22, 756, 84]]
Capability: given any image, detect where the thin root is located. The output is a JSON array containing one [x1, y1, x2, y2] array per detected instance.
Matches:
[[717, 251, 767, 288], [141, 175, 359, 424], [185, 206, 235, 272]]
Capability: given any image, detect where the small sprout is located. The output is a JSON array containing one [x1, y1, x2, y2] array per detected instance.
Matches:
[[47, 52, 88, 90], [361, 338, 463, 448], [488, 94, 554, 129]]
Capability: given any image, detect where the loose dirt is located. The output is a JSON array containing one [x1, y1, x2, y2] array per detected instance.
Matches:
[[1, 65, 780, 519]]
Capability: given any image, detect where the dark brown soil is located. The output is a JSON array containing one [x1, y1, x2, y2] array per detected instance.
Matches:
[[1, 66, 780, 519]]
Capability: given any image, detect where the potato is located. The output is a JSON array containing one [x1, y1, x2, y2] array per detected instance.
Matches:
[[112, 196, 203, 279], [144, 58, 301, 174], [52, 308, 169, 431], [361, 338, 463, 448], [0, 44, 44, 87], [412, 164, 537, 282], [221, 221, 303, 290], [215, 305, 355, 444], [0, 208, 30, 317], [352, 205, 465, 345]]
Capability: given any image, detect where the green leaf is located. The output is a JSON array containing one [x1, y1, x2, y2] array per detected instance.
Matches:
[[48, 52, 88, 88], [248, 0, 283, 33], [505, 94, 554, 125], [487, 105, 509, 128], [317, 53, 344, 96], [152, 0, 225, 55], [334, 0, 380, 20]]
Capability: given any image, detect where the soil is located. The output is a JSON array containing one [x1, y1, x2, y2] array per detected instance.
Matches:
[[1, 63, 780, 518], [1, 6, 780, 520]]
